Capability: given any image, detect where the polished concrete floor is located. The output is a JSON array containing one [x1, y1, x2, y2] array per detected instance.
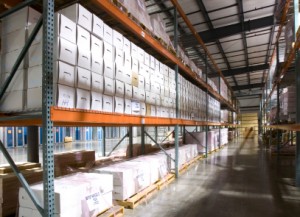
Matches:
[[125, 137, 300, 217]]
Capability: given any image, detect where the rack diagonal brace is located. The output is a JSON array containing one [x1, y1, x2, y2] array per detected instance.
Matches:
[[0, 140, 43, 214], [107, 132, 129, 156], [144, 131, 175, 162], [185, 129, 206, 148]]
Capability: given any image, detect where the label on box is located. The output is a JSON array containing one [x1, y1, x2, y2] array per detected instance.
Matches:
[[85, 191, 102, 211], [131, 100, 140, 112]]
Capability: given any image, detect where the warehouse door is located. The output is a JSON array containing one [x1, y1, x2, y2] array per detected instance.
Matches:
[[6, 127, 13, 147], [238, 113, 258, 138]]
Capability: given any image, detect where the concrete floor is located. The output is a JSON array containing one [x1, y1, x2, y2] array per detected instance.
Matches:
[[125, 137, 300, 217]]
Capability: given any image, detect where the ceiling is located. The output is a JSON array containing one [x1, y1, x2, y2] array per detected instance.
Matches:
[[146, 0, 282, 112]]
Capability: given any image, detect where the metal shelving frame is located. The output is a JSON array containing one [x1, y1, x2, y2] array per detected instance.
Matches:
[[0, 0, 239, 216], [261, 0, 300, 187]]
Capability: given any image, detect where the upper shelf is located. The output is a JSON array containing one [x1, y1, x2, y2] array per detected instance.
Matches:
[[0, 107, 236, 127], [265, 124, 300, 131], [85, 0, 236, 112]]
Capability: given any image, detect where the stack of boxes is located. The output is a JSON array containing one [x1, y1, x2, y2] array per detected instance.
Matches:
[[19, 173, 113, 217], [0, 3, 227, 122], [280, 86, 296, 122], [0, 7, 41, 112], [221, 109, 229, 123], [94, 144, 198, 201]]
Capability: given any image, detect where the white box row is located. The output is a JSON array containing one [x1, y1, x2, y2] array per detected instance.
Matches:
[[19, 173, 113, 217]]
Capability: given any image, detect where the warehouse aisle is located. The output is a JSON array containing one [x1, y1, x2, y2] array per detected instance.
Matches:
[[125, 138, 300, 217]]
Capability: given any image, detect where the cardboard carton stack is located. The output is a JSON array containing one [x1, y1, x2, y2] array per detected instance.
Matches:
[[18, 173, 113, 217], [280, 86, 296, 122], [0, 166, 43, 217], [94, 144, 198, 201], [54, 150, 95, 177]]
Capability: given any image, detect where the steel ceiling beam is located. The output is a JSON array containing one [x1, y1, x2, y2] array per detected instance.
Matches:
[[232, 83, 265, 91], [195, 0, 239, 90], [181, 15, 274, 46], [221, 64, 270, 77], [237, 0, 250, 86]]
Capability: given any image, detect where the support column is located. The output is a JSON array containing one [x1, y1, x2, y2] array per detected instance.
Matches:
[[42, 0, 55, 215], [141, 125, 145, 154], [205, 52, 209, 157], [294, 0, 300, 187], [174, 7, 179, 178], [102, 127, 106, 156], [129, 127, 133, 158], [27, 126, 39, 163]]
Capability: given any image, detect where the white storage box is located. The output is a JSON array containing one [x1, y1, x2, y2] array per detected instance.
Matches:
[[18, 173, 113, 216], [57, 84, 75, 108], [91, 91, 102, 111], [103, 95, 113, 112], [91, 72, 104, 93], [114, 96, 124, 114], [76, 88, 91, 110], [92, 14, 104, 39], [76, 67, 91, 90], [60, 3, 92, 32]]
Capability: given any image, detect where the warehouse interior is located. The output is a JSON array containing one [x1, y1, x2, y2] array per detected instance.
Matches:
[[0, 0, 299, 216]]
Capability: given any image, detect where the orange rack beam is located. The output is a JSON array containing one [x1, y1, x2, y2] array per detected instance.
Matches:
[[265, 124, 300, 131]]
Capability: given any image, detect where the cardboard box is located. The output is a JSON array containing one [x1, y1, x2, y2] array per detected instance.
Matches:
[[59, 3, 92, 31], [91, 35, 103, 57], [124, 52, 131, 70], [131, 100, 140, 115], [138, 75, 145, 89], [103, 95, 113, 112], [57, 84, 75, 108], [0, 91, 23, 112], [0, 49, 24, 74], [103, 23, 113, 44], [1, 7, 40, 34], [76, 88, 90, 110], [114, 96, 124, 114], [77, 47, 91, 70], [57, 37, 77, 66], [19, 173, 113, 216], [125, 83, 133, 98], [132, 86, 139, 100], [76, 25, 90, 49], [92, 14, 103, 39], [103, 60, 114, 79], [54, 13, 76, 44], [103, 76, 115, 96], [26, 87, 42, 110], [124, 99, 132, 114], [76, 67, 91, 90], [91, 72, 104, 93], [28, 66, 42, 89], [91, 91, 102, 111], [140, 102, 146, 116], [55, 61, 75, 87], [113, 30, 124, 49], [123, 37, 130, 54], [115, 48, 124, 65], [132, 71, 139, 87], [130, 42, 138, 59], [115, 80, 125, 97], [91, 57, 103, 74], [1, 28, 26, 53], [131, 57, 139, 73], [103, 41, 114, 61]]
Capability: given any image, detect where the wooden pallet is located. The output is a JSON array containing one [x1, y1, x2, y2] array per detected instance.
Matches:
[[115, 183, 158, 209], [96, 205, 124, 217], [156, 173, 175, 190]]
